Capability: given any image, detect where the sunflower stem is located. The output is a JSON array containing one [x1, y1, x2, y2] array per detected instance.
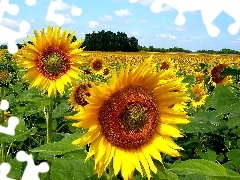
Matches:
[[0, 88, 6, 162], [45, 100, 54, 180], [0, 110, 6, 162], [46, 101, 54, 144], [106, 162, 115, 179]]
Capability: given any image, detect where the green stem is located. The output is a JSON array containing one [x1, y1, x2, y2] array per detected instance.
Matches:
[[0, 88, 6, 162], [46, 101, 54, 144], [0, 110, 6, 162], [45, 100, 54, 180]]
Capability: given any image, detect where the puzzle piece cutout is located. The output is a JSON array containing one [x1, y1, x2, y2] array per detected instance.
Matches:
[[0, 100, 19, 136], [16, 151, 49, 180], [46, 0, 82, 26], [0, 151, 49, 180], [0, 163, 14, 180], [0, 0, 36, 54], [131, 0, 240, 37]]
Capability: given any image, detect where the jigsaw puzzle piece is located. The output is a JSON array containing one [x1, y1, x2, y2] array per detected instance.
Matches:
[[46, 0, 82, 26], [0, 0, 19, 21], [16, 151, 49, 180], [0, 100, 9, 111], [0, 163, 14, 180], [0, 21, 30, 54]]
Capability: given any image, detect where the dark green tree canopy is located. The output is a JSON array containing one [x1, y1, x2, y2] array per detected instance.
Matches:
[[81, 30, 139, 52]]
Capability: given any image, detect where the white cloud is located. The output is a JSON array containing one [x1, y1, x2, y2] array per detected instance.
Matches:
[[115, 9, 131, 16], [165, 26, 185, 32], [129, 0, 138, 3], [100, 15, 113, 22], [64, 14, 75, 24], [125, 20, 131, 24], [30, 18, 35, 23], [192, 36, 204, 40], [77, 31, 85, 39], [176, 26, 185, 31], [156, 34, 176, 40], [139, 19, 147, 24], [0, 18, 21, 28], [161, 5, 174, 12], [181, 39, 191, 43], [133, 0, 155, 6], [89, 21, 99, 28], [132, 31, 139, 36], [231, 38, 240, 44], [53, 0, 71, 11]]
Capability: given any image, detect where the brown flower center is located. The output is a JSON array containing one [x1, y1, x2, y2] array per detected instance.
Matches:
[[74, 84, 90, 107], [160, 61, 170, 70], [98, 85, 159, 149], [92, 59, 103, 71], [37, 46, 70, 79], [103, 68, 110, 76]]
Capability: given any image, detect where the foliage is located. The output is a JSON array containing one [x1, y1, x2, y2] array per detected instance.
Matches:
[[1, 50, 240, 180], [81, 30, 139, 52]]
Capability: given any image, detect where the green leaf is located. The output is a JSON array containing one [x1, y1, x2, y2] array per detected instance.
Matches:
[[52, 101, 70, 119], [152, 161, 179, 180], [206, 167, 240, 179], [212, 85, 240, 113], [220, 67, 240, 76], [180, 111, 222, 133], [180, 174, 206, 180], [226, 149, 240, 169], [50, 158, 98, 180], [198, 150, 217, 162], [0, 118, 32, 142], [170, 159, 227, 176], [7, 158, 24, 180], [30, 133, 84, 156]]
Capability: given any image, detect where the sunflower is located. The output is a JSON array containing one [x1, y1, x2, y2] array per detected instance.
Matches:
[[17, 26, 87, 97], [209, 63, 232, 86], [90, 57, 105, 74], [194, 71, 205, 84], [0, 67, 10, 83], [0, 49, 6, 59], [69, 83, 91, 111], [159, 58, 174, 70], [191, 83, 208, 108], [66, 55, 190, 180]]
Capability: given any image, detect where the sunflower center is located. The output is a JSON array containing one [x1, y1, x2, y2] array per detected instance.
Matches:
[[92, 60, 103, 71], [43, 52, 65, 74], [37, 46, 70, 80], [119, 102, 148, 131], [160, 61, 170, 70], [98, 85, 159, 149]]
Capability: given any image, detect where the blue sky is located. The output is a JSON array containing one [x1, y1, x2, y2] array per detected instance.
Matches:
[[1, 0, 240, 52]]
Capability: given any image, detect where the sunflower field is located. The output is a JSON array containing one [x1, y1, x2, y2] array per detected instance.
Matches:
[[1, 26, 240, 180]]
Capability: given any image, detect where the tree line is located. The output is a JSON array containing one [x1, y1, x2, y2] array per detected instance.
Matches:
[[0, 30, 240, 54], [81, 30, 138, 52]]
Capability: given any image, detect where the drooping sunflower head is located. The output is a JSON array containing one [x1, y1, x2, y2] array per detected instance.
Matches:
[[69, 83, 91, 111], [90, 57, 105, 74], [209, 63, 232, 86], [17, 26, 87, 97], [66, 55, 190, 180]]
